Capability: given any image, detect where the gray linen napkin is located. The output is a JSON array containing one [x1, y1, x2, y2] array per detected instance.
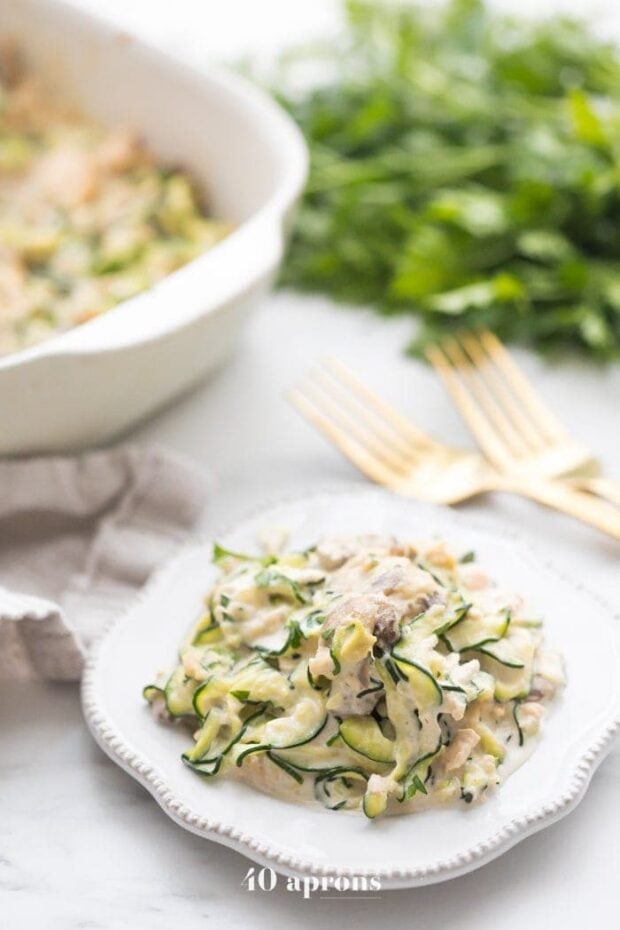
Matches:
[[0, 445, 208, 681]]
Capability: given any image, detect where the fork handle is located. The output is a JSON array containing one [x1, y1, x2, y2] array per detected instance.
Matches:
[[492, 476, 620, 541], [568, 476, 620, 509]]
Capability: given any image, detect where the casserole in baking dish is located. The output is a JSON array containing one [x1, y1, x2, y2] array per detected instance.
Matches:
[[0, 0, 307, 454]]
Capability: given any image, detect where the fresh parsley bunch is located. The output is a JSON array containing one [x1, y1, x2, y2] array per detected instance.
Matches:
[[277, 0, 620, 359]]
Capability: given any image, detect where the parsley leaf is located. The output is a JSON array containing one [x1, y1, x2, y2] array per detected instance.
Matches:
[[277, 0, 620, 360]]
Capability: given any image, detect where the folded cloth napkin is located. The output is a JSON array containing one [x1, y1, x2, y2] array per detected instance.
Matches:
[[0, 445, 208, 682]]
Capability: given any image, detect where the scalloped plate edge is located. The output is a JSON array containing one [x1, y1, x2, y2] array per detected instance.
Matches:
[[81, 486, 620, 888]]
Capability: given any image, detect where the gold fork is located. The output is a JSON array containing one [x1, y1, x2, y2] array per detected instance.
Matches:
[[289, 359, 620, 540], [426, 330, 620, 507]]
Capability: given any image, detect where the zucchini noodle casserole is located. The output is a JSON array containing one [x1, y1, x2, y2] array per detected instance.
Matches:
[[144, 534, 564, 818], [0, 42, 229, 354]]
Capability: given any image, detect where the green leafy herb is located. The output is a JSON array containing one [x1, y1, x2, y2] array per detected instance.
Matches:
[[285, 618, 304, 649], [231, 690, 250, 702], [255, 569, 309, 604], [212, 542, 253, 564], [405, 773, 428, 800], [276, 0, 620, 359]]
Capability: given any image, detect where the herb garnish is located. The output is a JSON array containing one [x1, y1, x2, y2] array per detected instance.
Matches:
[[277, 0, 620, 359]]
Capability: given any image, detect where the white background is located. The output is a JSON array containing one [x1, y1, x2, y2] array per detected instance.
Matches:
[[1, 1, 619, 928]]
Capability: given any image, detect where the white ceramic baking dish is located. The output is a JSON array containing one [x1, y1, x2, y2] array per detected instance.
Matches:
[[0, 0, 307, 455]]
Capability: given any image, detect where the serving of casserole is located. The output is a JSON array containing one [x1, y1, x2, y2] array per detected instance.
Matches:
[[145, 533, 564, 818], [82, 489, 619, 886]]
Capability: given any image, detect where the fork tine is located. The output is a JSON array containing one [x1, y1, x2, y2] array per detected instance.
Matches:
[[479, 330, 568, 443], [316, 365, 423, 464], [301, 370, 414, 474], [440, 336, 531, 458], [324, 358, 436, 450], [289, 386, 404, 488], [426, 343, 514, 468], [460, 332, 547, 452]]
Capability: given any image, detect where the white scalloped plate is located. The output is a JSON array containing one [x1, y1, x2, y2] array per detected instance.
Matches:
[[82, 489, 619, 888]]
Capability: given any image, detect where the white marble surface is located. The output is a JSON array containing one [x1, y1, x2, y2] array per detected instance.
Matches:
[[2, 291, 618, 929], [2, 1, 620, 927]]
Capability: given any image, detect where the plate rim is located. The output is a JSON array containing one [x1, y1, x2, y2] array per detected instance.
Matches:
[[81, 485, 620, 889]]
